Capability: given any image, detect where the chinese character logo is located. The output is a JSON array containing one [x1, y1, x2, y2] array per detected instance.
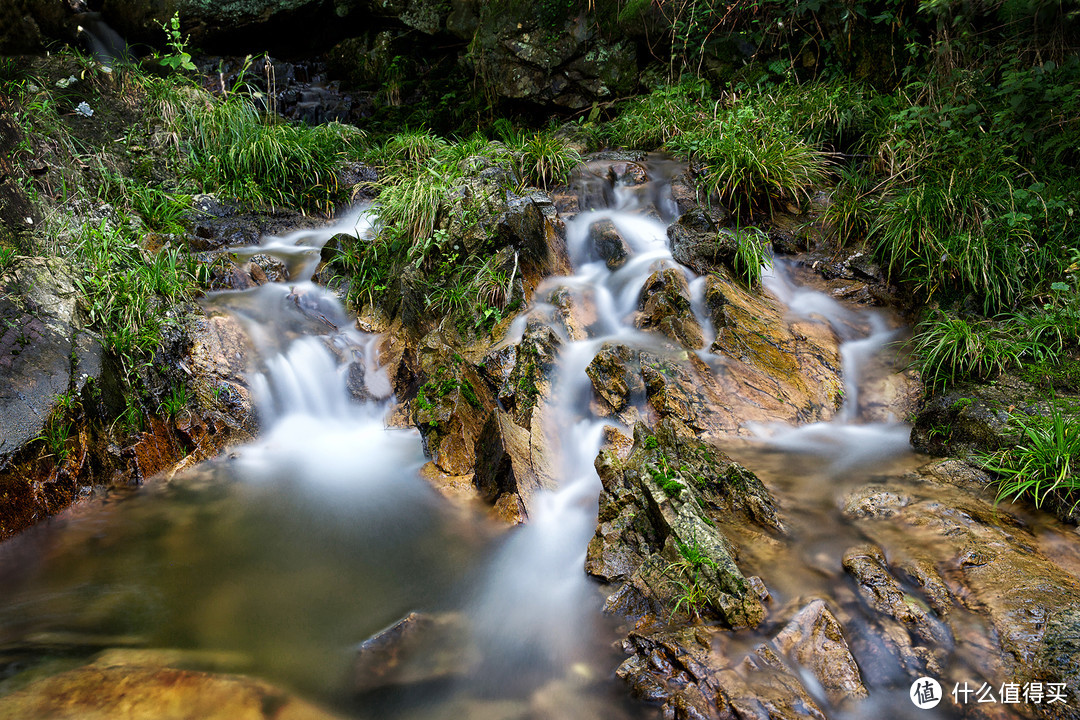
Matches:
[[911, 677, 943, 709]]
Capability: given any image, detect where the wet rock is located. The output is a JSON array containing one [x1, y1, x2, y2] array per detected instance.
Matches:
[[770, 599, 868, 704], [473, 410, 555, 521], [184, 314, 257, 439], [498, 191, 571, 287], [843, 252, 884, 283], [351, 611, 475, 693], [0, 257, 102, 466], [617, 623, 837, 720], [636, 268, 705, 350], [607, 162, 650, 187], [842, 544, 952, 652], [188, 205, 322, 293], [668, 171, 705, 216], [616, 627, 725, 718], [667, 211, 737, 276], [706, 267, 844, 420], [411, 337, 493, 476], [335, 161, 378, 199], [586, 343, 645, 420], [0, 659, 344, 720], [910, 377, 1030, 458], [588, 219, 630, 270], [499, 319, 560, 428], [731, 644, 828, 719], [846, 468, 1080, 702], [548, 286, 592, 342], [587, 420, 771, 629]]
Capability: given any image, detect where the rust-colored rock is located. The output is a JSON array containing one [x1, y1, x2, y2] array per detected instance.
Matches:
[[770, 599, 868, 704], [473, 409, 555, 520], [707, 267, 844, 424], [0, 662, 344, 720], [636, 268, 705, 350]]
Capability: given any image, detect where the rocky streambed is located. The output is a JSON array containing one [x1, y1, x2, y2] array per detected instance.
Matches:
[[0, 155, 1079, 720]]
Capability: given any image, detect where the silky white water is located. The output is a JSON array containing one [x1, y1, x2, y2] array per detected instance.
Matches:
[[0, 158, 983, 719]]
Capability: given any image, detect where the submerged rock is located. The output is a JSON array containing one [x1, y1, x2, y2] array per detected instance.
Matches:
[[351, 611, 475, 694], [841, 463, 1080, 709], [0, 657, 344, 720]]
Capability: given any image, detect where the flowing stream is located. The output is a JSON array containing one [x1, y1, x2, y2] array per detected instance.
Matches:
[[0, 159, 1052, 719]]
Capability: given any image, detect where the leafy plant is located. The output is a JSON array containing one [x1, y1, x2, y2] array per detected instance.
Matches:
[[730, 226, 772, 287], [514, 131, 581, 188], [981, 404, 1080, 513], [127, 184, 191, 233], [159, 383, 189, 419], [663, 539, 719, 620], [159, 12, 196, 72]]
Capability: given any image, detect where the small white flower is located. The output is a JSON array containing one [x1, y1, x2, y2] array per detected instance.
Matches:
[[24, 217, 32, 224]]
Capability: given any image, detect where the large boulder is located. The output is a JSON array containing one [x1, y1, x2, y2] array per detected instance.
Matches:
[[468, 9, 638, 109], [666, 211, 737, 276], [0, 652, 345, 720], [0, 257, 103, 467], [472, 409, 556, 523], [707, 267, 844, 421], [634, 267, 704, 350], [586, 419, 774, 629], [410, 335, 494, 476], [841, 461, 1080, 714], [617, 600, 867, 720]]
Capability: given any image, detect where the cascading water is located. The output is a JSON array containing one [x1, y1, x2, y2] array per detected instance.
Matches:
[[0, 157, 1039, 720]]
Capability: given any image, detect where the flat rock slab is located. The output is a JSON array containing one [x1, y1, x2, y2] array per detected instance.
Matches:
[[0, 258, 101, 465], [0, 662, 344, 720]]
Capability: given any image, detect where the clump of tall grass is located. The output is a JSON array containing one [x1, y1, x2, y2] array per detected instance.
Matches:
[[513, 130, 581, 188], [175, 93, 365, 211], [604, 81, 831, 219], [913, 309, 1068, 392], [601, 79, 707, 148], [981, 403, 1080, 514], [370, 128, 448, 171], [668, 105, 831, 219], [729, 227, 772, 287], [73, 219, 197, 376], [869, 160, 1041, 314], [821, 167, 876, 247]]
